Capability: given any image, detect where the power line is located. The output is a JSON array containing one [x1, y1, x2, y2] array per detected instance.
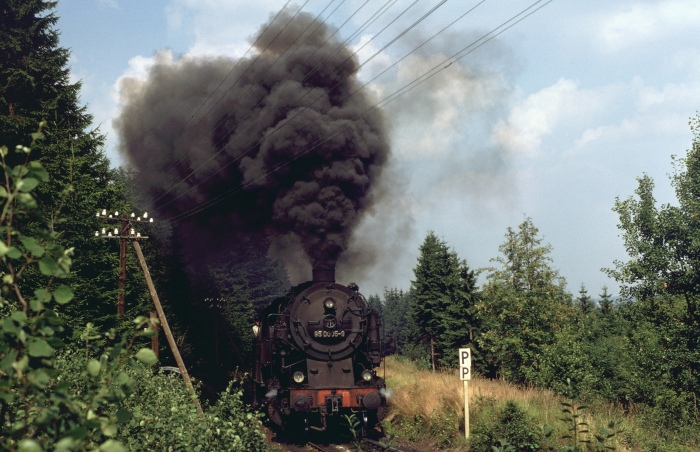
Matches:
[[147, 0, 375, 205], [159, 0, 554, 225], [150, 0, 448, 211], [144, 0, 296, 192]]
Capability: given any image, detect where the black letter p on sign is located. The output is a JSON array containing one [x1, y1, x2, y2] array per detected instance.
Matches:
[[459, 348, 471, 381]]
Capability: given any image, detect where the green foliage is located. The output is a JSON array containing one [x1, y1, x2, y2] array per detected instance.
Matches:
[[0, 131, 270, 451], [602, 115, 700, 429], [557, 397, 617, 452], [380, 288, 415, 356], [52, 350, 268, 451], [410, 231, 479, 370], [343, 413, 363, 450], [471, 401, 544, 452], [383, 409, 463, 449], [0, 128, 138, 450], [476, 218, 574, 382]]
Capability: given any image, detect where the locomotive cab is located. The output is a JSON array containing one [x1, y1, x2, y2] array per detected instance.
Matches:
[[253, 269, 386, 437]]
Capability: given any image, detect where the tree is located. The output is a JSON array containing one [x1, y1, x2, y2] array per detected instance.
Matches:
[[605, 114, 700, 326], [476, 218, 573, 382], [1, 0, 125, 328], [576, 284, 595, 316], [598, 285, 613, 316], [410, 232, 478, 370], [380, 288, 412, 356], [604, 113, 700, 427]]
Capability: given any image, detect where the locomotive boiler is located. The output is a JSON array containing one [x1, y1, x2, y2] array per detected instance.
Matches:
[[253, 268, 386, 437]]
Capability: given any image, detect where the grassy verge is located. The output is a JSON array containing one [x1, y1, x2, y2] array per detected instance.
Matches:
[[379, 356, 699, 451]]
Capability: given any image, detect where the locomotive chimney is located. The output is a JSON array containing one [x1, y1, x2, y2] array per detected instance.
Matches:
[[312, 267, 335, 283]]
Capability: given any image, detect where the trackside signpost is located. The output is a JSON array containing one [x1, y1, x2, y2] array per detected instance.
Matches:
[[459, 348, 471, 438]]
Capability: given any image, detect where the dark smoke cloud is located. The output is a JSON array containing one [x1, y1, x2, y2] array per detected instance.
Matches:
[[115, 9, 389, 274]]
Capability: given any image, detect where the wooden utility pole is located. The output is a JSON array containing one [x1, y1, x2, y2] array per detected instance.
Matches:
[[96, 210, 202, 415], [118, 216, 128, 317], [97, 210, 152, 317], [150, 311, 159, 358], [133, 240, 204, 416]]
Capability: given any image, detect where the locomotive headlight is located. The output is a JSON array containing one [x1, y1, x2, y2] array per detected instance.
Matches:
[[293, 371, 305, 384], [324, 298, 335, 310], [361, 370, 373, 382]]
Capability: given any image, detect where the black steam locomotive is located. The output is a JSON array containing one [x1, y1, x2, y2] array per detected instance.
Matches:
[[253, 268, 386, 437]]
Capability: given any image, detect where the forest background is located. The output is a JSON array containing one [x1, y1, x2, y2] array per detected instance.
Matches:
[[1, 1, 699, 450]]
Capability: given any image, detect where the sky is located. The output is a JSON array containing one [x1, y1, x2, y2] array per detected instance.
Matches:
[[53, 0, 700, 297]]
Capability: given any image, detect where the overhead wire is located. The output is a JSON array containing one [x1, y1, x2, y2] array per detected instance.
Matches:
[[147, 0, 378, 205], [160, 0, 553, 225], [149, 0, 432, 209], [142, 0, 344, 201], [151, 0, 461, 214], [377, 0, 553, 107], [143, 0, 295, 190]]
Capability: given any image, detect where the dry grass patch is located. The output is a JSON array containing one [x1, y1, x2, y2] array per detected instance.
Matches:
[[381, 355, 557, 422], [379, 356, 633, 451]]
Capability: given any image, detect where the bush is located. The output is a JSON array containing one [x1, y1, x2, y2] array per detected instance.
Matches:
[[471, 401, 544, 452], [0, 129, 270, 451]]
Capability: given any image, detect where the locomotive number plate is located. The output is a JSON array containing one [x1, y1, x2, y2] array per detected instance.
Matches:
[[314, 330, 346, 338]]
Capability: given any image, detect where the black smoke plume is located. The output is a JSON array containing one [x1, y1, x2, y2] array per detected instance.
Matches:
[[115, 9, 389, 274]]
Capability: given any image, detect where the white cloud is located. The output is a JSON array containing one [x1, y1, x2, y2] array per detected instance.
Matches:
[[165, 0, 283, 57], [599, 0, 700, 52], [491, 78, 608, 159], [383, 53, 507, 159], [636, 81, 700, 112], [97, 0, 118, 9]]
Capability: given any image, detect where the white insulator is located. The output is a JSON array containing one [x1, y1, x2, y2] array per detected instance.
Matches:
[[144, 212, 148, 218], [102, 209, 107, 215]]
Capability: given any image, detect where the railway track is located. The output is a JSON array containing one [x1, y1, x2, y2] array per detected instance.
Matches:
[[304, 438, 404, 452]]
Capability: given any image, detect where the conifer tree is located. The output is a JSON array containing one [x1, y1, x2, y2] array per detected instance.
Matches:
[[381, 288, 412, 356], [410, 231, 478, 370], [1, 0, 123, 326], [598, 285, 613, 316], [577, 284, 595, 316]]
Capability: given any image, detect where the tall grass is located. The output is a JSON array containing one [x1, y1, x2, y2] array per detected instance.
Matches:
[[379, 356, 698, 451]]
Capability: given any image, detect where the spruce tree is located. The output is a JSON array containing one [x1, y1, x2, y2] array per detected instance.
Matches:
[[1, 0, 123, 327], [410, 231, 478, 370], [576, 283, 595, 316], [381, 288, 413, 356], [598, 285, 613, 316]]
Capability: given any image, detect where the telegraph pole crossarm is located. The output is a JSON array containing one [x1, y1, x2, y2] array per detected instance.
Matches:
[[95, 209, 152, 317]]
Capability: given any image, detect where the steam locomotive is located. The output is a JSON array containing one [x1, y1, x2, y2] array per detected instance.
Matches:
[[253, 268, 386, 438]]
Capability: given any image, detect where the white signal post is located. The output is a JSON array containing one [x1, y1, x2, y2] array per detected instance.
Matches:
[[459, 347, 471, 439]]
